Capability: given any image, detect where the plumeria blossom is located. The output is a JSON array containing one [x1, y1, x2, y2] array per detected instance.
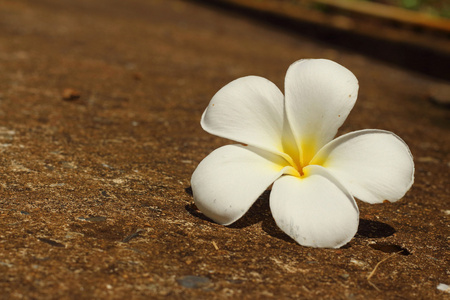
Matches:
[[191, 59, 414, 248]]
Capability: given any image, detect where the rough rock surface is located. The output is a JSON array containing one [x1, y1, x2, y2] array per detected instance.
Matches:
[[0, 0, 448, 299]]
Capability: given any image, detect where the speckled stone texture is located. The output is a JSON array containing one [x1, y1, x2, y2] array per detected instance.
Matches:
[[0, 0, 448, 299]]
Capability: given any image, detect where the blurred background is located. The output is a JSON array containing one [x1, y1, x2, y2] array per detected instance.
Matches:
[[196, 0, 450, 82]]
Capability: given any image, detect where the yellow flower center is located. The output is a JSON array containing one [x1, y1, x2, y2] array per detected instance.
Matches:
[[281, 136, 321, 179]]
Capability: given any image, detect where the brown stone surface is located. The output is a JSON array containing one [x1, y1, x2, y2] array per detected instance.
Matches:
[[0, 0, 449, 299]]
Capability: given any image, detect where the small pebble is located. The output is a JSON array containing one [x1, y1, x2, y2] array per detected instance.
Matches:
[[49, 183, 65, 187], [79, 216, 107, 222], [437, 283, 450, 293], [417, 156, 439, 163], [350, 258, 369, 268], [428, 82, 450, 108], [176, 275, 211, 289], [0, 261, 13, 268], [132, 72, 143, 80], [62, 88, 81, 101], [38, 237, 65, 248]]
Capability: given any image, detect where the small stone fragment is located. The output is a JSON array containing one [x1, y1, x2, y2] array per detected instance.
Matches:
[[65, 232, 84, 239], [350, 258, 369, 268], [0, 261, 13, 268], [437, 283, 450, 293], [417, 156, 439, 163], [0, 127, 15, 140], [122, 229, 144, 243], [428, 82, 450, 108], [38, 237, 65, 248], [62, 88, 81, 101], [132, 72, 143, 80], [78, 216, 107, 222], [176, 275, 211, 289]]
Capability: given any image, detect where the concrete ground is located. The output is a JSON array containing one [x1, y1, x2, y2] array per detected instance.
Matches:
[[0, 0, 448, 299]]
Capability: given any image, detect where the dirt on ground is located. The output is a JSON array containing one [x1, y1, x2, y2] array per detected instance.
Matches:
[[0, 0, 449, 299]]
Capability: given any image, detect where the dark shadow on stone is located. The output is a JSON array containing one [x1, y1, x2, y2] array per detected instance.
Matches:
[[184, 188, 272, 228], [184, 186, 193, 196], [340, 243, 352, 249], [184, 188, 294, 242], [184, 185, 363, 246], [227, 191, 272, 229], [184, 186, 216, 223], [356, 219, 396, 238], [369, 242, 411, 255], [261, 213, 297, 244], [229, 191, 296, 243], [185, 203, 214, 223], [261, 210, 354, 247]]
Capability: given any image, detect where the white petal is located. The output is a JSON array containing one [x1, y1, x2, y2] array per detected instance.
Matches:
[[191, 144, 298, 226], [270, 166, 359, 248], [311, 129, 414, 204], [201, 76, 286, 156], [284, 59, 359, 164]]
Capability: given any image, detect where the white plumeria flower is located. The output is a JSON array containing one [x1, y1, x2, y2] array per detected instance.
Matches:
[[191, 59, 414, 248]]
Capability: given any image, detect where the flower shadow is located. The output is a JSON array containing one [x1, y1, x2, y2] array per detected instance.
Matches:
[[232, 191, 296, 244], [184, 187, 273, 228], [356, 219, 396, 238], [185, 186, 395, 244], [227, 191, 272, 229], [261, 212, 297, 244], [184, 187, 215, 223], [185, 187, 296, 243]]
